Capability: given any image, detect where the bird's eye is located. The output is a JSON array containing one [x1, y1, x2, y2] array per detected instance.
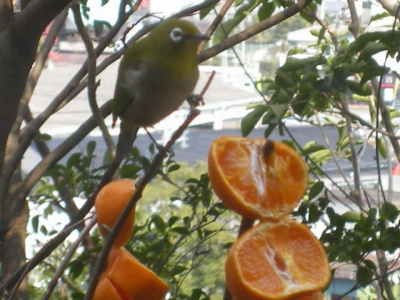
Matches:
[[170, 27, 184, 42]]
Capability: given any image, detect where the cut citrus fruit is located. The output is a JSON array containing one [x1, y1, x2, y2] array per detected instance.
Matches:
[[95, 179, 136, 246], [97, 246, 168, 300], [92, 276, 125, 300], [289, 290, 324, 300], [225, 219, 330, 300], [208, 136, 308, 220]]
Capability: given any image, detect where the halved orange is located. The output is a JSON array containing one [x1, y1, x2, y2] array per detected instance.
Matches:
[[93, 247, 169, 300], [225, 219, 330, 300], [290, 290, 324, 300], [232, 292, 324, 300], [208, 136, 308, 220], [92, 275, 126, 300], [95, 179, 136, 247]]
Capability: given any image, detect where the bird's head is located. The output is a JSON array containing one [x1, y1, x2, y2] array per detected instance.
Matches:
[[148, 18, 208, 57]]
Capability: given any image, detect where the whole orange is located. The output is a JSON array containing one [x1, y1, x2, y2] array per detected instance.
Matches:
[[95, 179, 136, 246]]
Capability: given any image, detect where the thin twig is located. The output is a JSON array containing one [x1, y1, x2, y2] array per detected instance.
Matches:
[[339, 105, 400, 139], [313, 14, 339, 50], [199, 0, 235, 51], [41, 217, 97, 300], [315, 113, 353, 190], [199, 0, 312, 62], [72, 5, 115, 155], [341, 100, 364, 208], [347, 0, 360, 37], [4, 216, 91, 299]]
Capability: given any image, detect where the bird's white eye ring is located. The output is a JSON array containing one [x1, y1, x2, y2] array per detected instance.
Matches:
[[170, 27, 184, 42]]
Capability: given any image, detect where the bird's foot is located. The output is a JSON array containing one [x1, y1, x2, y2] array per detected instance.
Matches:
[[187, 94, 205, 108]]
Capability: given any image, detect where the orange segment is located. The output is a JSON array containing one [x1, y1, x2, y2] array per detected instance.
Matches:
[[289, 290, 324, 300], [107, 247, 169, 300], [225, 219, 330, 300], [95, 179, 136, 246], [93, 276, 128, 300], [208, 136, 308, 220]]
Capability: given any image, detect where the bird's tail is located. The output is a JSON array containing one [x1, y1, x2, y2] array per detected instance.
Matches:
[[115, 121, 139, 163]]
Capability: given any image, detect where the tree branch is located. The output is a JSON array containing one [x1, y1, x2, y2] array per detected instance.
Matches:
[[15, 101, 113, 204], [0, 0, 13, 30], [199, 0, 312, 62], [206, 0, 234, 37], [0, 216, 88, 295], [347, 0, 360, 37], [14, 0, 72, 41], [72, 5, 115, 154], [41, 217, 96, 300], [0, 9, 68, 209]]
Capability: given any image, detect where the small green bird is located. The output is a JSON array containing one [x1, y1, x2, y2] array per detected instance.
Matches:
[[112, 18, 208, 161]]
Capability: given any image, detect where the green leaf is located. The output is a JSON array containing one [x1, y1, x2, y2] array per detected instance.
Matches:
[[67, 153, 81, 168], [308, 203, 322, 223], [37, 133, 52, 141], [310, 149, 332, 164], [172, 226, 190, 235], [342, 211, 362, 223], [346, 80, 372, 96], [302, 141, 327, 155], [170, 264, 187, 275], [356, 265, 374, 285], [241, 105, 267, 137], [257, 2, 275, 21], [69, 260, 85, 279], [31, 215, 39, 233], [287, 47, 306, 56], [377, 137, 387, 158], [168, 216, 180, 226], [86, 141, 96, 155], [309, 181, 324, 200], [200, 2, 217, 19], [370, 12, 391, 22], [150, 215, 166, 232], [214, 0, 262, 42], [120, 164, 141, 178], [167, 163, 180, 173], [381, 202, 398, 222]]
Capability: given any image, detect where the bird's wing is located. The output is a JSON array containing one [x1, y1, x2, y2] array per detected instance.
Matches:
[[112, 52, 145, 127]]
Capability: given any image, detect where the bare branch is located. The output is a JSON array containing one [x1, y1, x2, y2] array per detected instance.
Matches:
[[313, 15, 339, 50], [14, 0, 72, 41], [0, 0, 13, 30], [15, 101, 113, 204], [171, 0, 220, 18], [199, 0, 312, 62], [204, 0, 235, 39], [347, 0, 360, 37], [1, 217, 89, 295], [0, 9, 68, 206], [41, 217, 96, 300], [72, 5, 115, 154]]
